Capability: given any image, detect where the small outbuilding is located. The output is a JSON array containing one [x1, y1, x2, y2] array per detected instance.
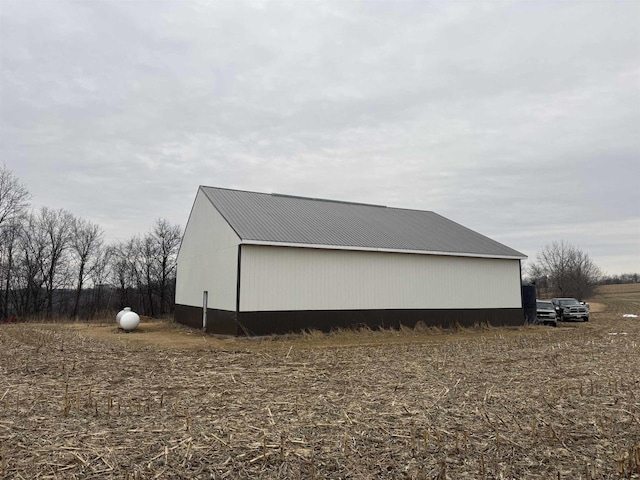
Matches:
[[175, 186, 527, 335]]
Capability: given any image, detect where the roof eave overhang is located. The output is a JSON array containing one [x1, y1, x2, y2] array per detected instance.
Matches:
[[240, 240, 527, 260]]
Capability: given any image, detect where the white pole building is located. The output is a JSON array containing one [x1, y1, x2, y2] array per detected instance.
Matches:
[[175, 186, 526, 335]]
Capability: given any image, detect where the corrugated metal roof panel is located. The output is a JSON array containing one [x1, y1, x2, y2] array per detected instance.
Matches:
[[200, 186, 526, 259]]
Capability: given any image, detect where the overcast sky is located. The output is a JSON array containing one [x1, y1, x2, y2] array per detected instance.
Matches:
[[1, 0, 639, 275]]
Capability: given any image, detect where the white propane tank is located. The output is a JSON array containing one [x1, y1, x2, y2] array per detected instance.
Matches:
[[116, 307, 132, 327], [120, 311, 140, 332]]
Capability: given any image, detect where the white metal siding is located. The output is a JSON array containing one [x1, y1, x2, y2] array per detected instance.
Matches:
[[176, 189, 239, 311], [240, 245, 521, 311]]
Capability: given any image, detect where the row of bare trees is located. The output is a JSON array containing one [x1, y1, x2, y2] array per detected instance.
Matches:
[[108, 219, 182, 318], [598, 272, 639, 285], [0, 166, 181, 319]]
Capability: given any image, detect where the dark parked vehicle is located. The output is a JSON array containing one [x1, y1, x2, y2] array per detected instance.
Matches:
[[551, 298, 590, 322], [536, 300, 557, 326]]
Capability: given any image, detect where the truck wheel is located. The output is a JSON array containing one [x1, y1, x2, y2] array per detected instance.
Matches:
[[584, 316, 589, 322]]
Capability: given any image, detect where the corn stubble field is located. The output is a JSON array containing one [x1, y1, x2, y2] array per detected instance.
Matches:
[[1, 284, 639, 479]]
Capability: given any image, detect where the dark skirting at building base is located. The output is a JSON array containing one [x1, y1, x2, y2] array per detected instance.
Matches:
[[174, 304, 238, 336], [175, 304, 525, 336]]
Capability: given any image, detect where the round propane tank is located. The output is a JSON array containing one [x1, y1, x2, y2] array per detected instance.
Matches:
[[116, 307, 132, 327], [120, 311, 140, 332]]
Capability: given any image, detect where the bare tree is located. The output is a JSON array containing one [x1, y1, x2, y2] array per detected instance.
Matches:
[[138, 234, 158, 316], [15, 211, 48, 315], [0, 167, 30, 318], [1, 217, 24, 317], [151, 218, 181, 315], [38, 208, 75, 317], [86, 245, 112, 317], [529, 241, 601, 299], [0, 166, 31, 229], [109, 238, 142, 312], [69, 217, 104, 318]]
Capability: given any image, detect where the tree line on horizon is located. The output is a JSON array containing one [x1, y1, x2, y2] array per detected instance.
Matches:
[[0, 166, 181, 320], [597, 272, 640, 285], [524, 242, 638, 300]]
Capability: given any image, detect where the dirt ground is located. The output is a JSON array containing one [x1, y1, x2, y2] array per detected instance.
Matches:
[[0, 284, 639, 479]]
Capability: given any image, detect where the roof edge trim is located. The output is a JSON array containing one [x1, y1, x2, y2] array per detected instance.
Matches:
[[199, 186, 243, 241], [240, 240, 527, 260]]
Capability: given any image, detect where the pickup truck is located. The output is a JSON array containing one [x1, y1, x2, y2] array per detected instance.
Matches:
[[551, 298, 590, 322], [536, 300, 558, 326]]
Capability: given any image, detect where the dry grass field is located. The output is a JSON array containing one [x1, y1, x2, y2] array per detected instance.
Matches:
[[1, 284, 639, 479]]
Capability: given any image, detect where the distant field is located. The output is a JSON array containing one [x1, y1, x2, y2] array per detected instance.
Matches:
[[0, 284, 638, 479], [596, 283, 640, 295]]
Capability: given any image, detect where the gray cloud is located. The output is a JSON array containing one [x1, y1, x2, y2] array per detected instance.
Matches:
[[1, 0, 638, 274]]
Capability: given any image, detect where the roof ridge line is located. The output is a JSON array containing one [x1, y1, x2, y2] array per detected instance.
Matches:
[[201, 185, 387, 208], [271, 193, 386, 208]]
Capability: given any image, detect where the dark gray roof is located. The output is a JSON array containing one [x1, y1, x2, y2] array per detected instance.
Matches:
[[201, 186, 525, 259]]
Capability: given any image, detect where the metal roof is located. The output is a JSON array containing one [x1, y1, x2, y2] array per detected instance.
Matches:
[[200, 186, 526, 259]]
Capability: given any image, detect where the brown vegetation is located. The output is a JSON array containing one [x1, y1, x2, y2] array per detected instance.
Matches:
[[0, 284, 638, 478]]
